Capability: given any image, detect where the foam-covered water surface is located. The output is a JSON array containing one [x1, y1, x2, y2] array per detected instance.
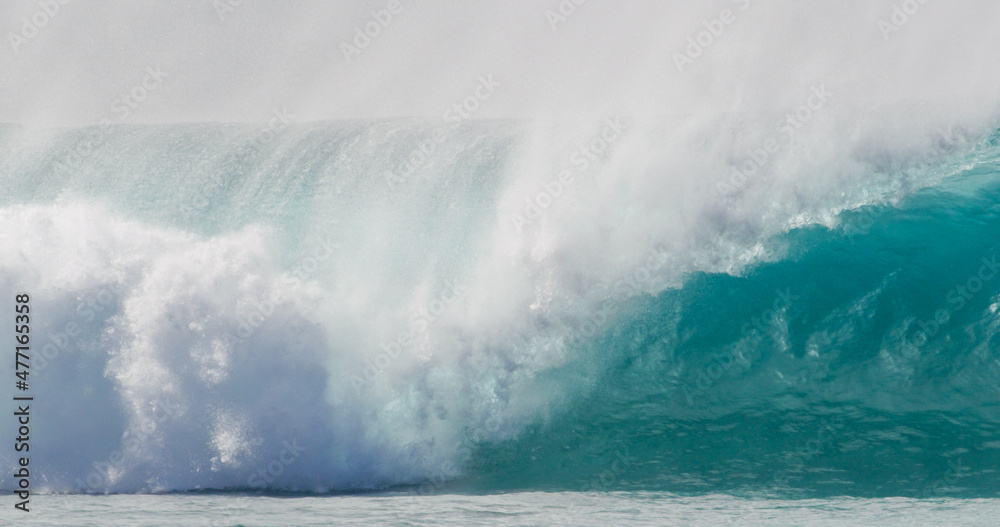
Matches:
[[13, 493, 1000, 527]]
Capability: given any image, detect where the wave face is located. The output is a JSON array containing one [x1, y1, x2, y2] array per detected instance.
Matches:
[[1, 118, 1000, 497], [468, 149, 1000, 498]]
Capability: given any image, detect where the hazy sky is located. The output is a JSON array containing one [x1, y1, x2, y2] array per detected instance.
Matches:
[[2, 0, 998, 125]]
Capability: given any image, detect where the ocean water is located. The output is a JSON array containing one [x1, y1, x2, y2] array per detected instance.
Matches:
[[2, 118, 1000, 523], [11, 493, 1000, 526]]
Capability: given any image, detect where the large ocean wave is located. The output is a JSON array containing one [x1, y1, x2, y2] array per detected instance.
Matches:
[[1, 114, 999, 497]]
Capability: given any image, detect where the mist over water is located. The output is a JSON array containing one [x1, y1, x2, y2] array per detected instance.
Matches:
[[2, 0, 999, 124], [1, 0, 1000, 497]]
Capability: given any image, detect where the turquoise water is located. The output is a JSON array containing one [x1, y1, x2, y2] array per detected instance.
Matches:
[[464, 155, 1000, 497]]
